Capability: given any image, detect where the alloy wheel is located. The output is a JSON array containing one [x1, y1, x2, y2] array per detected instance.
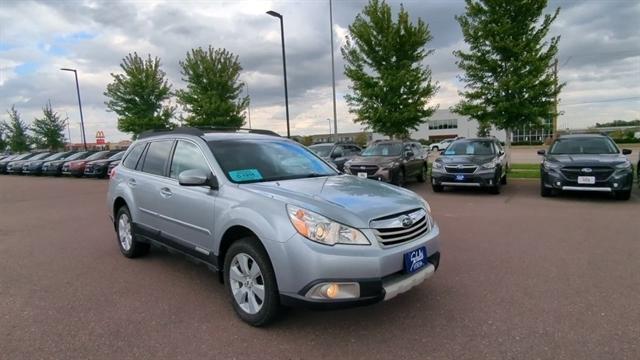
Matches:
[[229, 253, 265, 315]]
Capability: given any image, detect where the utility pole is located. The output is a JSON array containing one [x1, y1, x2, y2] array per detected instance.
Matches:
[[329, 0, 338, 142], [60, 68, 88, 150], [552, 58, 559, 138], [246, 82, 251, 129]]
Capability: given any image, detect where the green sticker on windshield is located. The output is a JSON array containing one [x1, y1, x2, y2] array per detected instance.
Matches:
[[228, 169, 263, 182]]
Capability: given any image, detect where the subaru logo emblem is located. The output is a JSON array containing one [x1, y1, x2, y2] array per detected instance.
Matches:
[[581, 168, 592, 173], [457, 164, 464, 169], [400, 216, 413, 228], [361, 166, 366, 170]]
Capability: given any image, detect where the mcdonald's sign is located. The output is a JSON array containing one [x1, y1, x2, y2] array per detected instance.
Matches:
[[96, 130, 106, 145]]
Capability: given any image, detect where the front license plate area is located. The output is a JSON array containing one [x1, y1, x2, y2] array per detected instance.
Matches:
[[577, 176, 595, 184], [455, 174, 465, 181], [404, 246, 427, 274], [357, 172, 368, 178]]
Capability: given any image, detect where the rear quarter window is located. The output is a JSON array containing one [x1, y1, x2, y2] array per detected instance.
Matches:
[[141, 141, 174, 176], [122, 143, 146, 169]]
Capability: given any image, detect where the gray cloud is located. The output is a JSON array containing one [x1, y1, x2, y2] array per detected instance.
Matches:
[[1, 0, 638, 142]]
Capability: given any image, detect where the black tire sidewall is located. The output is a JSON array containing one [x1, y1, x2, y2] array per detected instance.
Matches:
[[224, 237, 280, 327], [115, 206, 149, 258]]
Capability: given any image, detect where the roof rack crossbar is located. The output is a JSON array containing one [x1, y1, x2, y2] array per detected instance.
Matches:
[[136, 126, 280, 139]]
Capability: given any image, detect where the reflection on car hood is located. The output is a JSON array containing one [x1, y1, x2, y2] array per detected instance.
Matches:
[[436, 155, 495, 166], [242, 175, 423, 227], [347, 155, 400, 166], [546, 154, 628, 165]]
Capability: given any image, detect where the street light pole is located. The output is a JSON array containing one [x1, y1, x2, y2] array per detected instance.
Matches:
[[266, 10, 290, 138], [329, 0, 338, 142], [60, 68, 87, 150], [327, 118, 331, 136]]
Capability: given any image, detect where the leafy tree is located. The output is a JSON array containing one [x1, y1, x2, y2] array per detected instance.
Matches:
[[104, 53, 175, 138], [2, 106, 30, 152], [595, 119, 640, 128], [341, 0, 438, 139], [0, 126, 6, 152], [300, 136, 314, 146], [477, 122, 492, 137], [31, 101, 68, 150], [354, 132, 369, 147], [177, 46, 248, 128], [452, 0, 563, 147]]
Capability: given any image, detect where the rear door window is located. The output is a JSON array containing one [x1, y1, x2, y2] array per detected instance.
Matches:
[[141, 141, 174, 176], [122, 143, 146, 169]]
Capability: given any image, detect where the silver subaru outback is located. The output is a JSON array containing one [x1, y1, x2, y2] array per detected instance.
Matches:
[[107, 128, 441, 326]]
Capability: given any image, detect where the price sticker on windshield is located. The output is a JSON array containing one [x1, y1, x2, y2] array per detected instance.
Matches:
[[228, 169, 263, 182]]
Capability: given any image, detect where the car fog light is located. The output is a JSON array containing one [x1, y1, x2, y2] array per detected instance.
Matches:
[[305, 282, 360, 300], [613, 183, 619, 188], [556, 181, 561, 186]]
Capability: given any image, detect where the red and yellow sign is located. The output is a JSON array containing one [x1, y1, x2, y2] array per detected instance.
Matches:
[[96, 130, 105, 145]]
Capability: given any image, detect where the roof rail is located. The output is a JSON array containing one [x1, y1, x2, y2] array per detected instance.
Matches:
[[137, 126, 280, 139]]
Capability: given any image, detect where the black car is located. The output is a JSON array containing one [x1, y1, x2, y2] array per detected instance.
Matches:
[[430, 138, 508, 194], [1, 153, 39, 174], [84, 151, 125, 178], [42, 151, 94, 176], [308, 143, 362, 171], [538, 134, 633, 200], [6, 152, 50, 174], [107, 160, 120, 178], [637, 155, 640, 189], [23, 151, 75, 175]]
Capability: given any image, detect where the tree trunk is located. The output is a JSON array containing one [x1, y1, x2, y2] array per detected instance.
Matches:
[[505, 128, 512, 164]]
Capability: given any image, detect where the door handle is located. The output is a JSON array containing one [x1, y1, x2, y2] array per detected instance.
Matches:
[[160, 187, 173, 198], [127, 178, 136, 187]]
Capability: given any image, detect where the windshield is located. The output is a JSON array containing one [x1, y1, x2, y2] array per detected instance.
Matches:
[[108, 151, 125, 161], [361, 143, 403, 156], [549, 137, 619, 155], [86, 151, 109, 160], [309, 144, 333, 157], [444, 141, 495, 156], [12, 153, 31, 161], [64, 152, 89, 161], [30, 153, 51, 160], [208, 139, 338, 183], [44, 152, 69, 161]]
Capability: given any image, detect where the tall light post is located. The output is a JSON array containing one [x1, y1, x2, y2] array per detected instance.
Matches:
[[60, 68, 87, 150], [329, 0, 338, 142], [327, 118, 331, 137], [266, 10, 290, 138], [246, 82, 252, 129]]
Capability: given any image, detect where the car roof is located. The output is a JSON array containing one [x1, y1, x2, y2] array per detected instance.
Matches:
[[137, 127, 283, 142], [453, 137, 496, 142], [556, 133, 607, 139]]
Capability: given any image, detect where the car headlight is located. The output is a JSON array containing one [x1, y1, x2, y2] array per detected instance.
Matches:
[[432, 162, 443, 169], [419, 198, 432, 214], [615, 161, 632, 170], [543, 161, 560, 171], [381, 161, 399, 170], [481, 159, 499, 169], [286, 204, 370, 246]]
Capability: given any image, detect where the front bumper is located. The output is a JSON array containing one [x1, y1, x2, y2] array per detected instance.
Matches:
[[344, 166, 398, 182], [431, 168, 498, 187], [6, 165, 23, 174], [62, 166, 84, 176], [270, 223, 441, 309], [84, 165, 107, 178], [542, 168, 633, 192], [42, 164, 63, 175]]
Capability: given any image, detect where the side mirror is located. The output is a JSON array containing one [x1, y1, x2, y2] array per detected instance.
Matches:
[[404, 150, 414, 159], [178, 169, 218, 189], [331, 151, 343, 159], [499, 150, 505, 156], [440, 150, 446, 155], [622, 149, 632, 155], [537, 149, 546, 155]]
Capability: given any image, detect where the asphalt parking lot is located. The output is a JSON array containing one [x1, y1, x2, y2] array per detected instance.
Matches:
[[1, 176, 638, 359]]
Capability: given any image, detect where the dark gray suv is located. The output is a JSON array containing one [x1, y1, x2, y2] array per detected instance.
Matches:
[[308, 143, 361, 171], [107, 128, 441, 326], [431, 138, 508, 194]]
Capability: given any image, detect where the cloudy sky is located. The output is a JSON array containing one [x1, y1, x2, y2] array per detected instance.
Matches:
[[1, 0, 639, 143]]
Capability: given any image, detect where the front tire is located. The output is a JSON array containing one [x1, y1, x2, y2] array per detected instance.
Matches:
[[224, 237, 281, 327], [432, 183, 444, 192], [614, 189, 631, 201], [392, 169, 406, 187], [115, 206, 150, 258]]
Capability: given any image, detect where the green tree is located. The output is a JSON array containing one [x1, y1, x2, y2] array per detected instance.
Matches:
[[31, 101, 68, 150], [452, 0, 563, 148], [0, 126, 6, 152], [354, 132, 369, 147], [2, 106, 30, 152], [300, 136, 314, 146], [177, 46, 248, 128], [341, 0, 438, 139], [104, 53, 175, 138]]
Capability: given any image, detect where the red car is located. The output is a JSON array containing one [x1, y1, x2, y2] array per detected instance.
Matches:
[[61, 150, 119, 177]]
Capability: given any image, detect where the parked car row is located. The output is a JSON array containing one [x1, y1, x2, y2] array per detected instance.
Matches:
[[0, 150, 125, 178]]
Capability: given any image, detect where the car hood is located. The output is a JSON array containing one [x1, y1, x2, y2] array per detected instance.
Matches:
[[88, 159, 110, 165], [347, 155, 401, 166], [436, 155, 496, 166], [546, 154, 628, 166], [241, 175, 424, 228]]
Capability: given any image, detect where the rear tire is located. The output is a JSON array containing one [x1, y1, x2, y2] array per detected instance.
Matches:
[[417, 164, 427, 183], [432, 183, 444, 192], [224, 237, 281, 327], [115, 206, 150, 258], [614, 189, 631, 201], [392, 169, 405, 187]]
